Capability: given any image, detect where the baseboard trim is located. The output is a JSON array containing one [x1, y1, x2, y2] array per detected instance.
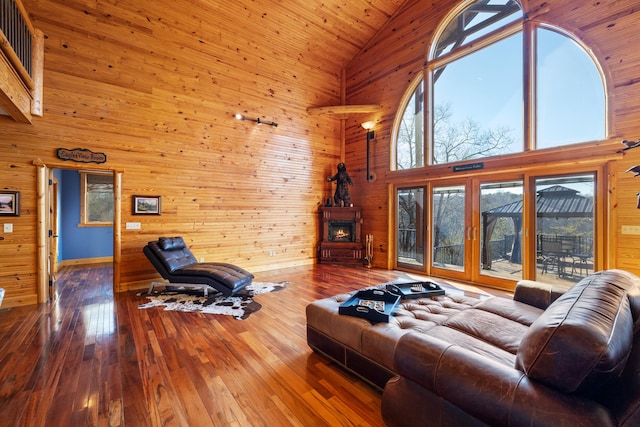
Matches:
[[1, 294, 38, 308], [59, 256, 113, 267]]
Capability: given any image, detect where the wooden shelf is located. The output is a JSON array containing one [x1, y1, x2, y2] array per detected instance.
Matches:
[[307, 104, 381, 117]]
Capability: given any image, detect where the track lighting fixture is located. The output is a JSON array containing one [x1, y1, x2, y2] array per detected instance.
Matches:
[[235, 113, 278, 127]]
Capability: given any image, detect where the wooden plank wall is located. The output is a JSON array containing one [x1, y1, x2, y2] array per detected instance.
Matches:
[[2, 0, 640, 306], [0, 0, 403, 306], [343, 0, 640, 276]]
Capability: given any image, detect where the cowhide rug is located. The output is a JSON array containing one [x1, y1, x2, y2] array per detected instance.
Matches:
[[137, 281, 287, 320]]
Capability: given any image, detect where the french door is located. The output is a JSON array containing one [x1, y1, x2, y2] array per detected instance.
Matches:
[[396, 171, 598, 290], [477, 179, 524, 285], [430, 182, 469, 281], [428, 177, 524, 287], [396, 187, 426, 269]]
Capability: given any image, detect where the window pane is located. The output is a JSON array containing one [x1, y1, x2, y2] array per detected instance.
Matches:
[[535, 175, 594, 286], [536, 29, 605, 148], [433, 33, 523, 164], [86, 174, 113, 223], [396, 80, 424, 170], [432, 185, 465, 271], [397, 187, 425, 268], [480, 180, 523, 280], [434, 0, 522, 58], [88, 192, 114, 222]]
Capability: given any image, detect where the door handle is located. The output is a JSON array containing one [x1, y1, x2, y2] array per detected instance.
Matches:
[[467, 227, 476, 241]]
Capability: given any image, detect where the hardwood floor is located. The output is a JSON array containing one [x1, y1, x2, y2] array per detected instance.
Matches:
[[0, 263, 505, 426]]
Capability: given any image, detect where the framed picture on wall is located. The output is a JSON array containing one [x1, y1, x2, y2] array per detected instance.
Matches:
[[0, 191, 20, 216], [132, 195, 162, 215]]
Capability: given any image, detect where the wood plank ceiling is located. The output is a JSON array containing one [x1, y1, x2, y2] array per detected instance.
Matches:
[[18, 0, 409, 122], [6, 0, 409, 300], [217, 0, 406, 80], [36, 0, 407, 104]]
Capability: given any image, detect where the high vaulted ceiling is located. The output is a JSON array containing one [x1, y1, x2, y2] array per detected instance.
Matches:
[[17, 0, 409, 117], [214, 0, 407, 72]]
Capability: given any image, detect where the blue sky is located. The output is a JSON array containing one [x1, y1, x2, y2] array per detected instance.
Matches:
[[433, 27, 605, 151]]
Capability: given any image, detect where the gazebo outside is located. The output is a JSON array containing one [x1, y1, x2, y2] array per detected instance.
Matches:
[[481, 185, 594, 282]]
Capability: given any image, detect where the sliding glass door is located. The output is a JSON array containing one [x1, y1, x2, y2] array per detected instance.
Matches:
[[395, 171, 598, 290], [479, 180, 524, 282], [428, 179, 524, 285], [397, 187, 425, 269], [431, 184, 467, 277], [534, 174, 595, 286]]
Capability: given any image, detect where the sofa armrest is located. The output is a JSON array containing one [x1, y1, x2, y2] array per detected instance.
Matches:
[[388, 332, 615, 426], [513, 279, 571, 310]]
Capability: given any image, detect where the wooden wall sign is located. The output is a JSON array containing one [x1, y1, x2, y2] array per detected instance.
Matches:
[[56, 147, 107, 164], [453, 162, 484, 172]]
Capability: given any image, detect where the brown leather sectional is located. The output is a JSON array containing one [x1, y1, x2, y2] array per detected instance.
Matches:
[[306, 270, 640, 426]]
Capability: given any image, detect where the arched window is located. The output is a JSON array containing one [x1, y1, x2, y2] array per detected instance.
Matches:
[[394, 0, 606, 169], [535, 28, 605, 148], [396, 79, 424, 170]]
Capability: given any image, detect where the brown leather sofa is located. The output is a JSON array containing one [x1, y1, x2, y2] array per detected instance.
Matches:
[[306, 270, 640, 426], [307, 284, 483, 389]]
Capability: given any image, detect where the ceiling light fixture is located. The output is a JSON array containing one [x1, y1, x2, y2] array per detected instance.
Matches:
[[235, 113, 278, 127]]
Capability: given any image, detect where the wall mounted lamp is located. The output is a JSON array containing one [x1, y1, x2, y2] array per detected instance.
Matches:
[[619, 138, 640, 152], [362, 121, 375, 182], [626, 164, 640, 209], [235, 113, 278, 127]]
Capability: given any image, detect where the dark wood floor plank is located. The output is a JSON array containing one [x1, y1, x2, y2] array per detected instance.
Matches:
[[0, 263, 508, 426], [115, 298, 148, 426]]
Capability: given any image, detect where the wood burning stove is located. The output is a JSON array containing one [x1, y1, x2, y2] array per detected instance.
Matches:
[[319, 207, 363, 264]]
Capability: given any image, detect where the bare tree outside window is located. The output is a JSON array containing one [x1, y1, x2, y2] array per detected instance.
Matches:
[[81, 173, 114, 225], [432, 103, 515, 164], [396, 81, 424, 170]]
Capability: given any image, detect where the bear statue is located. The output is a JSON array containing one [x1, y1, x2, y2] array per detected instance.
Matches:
[[327, 162, 354, 207]]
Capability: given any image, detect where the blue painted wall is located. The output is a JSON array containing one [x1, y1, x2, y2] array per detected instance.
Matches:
[[59, 170, 113, 260]]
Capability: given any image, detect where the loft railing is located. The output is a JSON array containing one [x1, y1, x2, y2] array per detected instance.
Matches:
[[0, 0, 43, 122], [1, 0, 32, 77]]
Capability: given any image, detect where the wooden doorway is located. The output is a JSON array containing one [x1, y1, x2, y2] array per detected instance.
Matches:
[[35, 161, 122, 303], [48, 174, 59, 296]]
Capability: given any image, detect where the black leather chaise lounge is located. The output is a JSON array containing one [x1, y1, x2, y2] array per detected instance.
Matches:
[[143, 236, 254, 296]]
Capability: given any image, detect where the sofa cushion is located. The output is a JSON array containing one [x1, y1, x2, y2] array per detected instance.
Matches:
[[159, 236, 187, 251], [606, 269, 640, 329], [148, 240, 197, 273], [513, 279, 572, 309], [306, 288, 481, 372], [442, 308, 531, 356], [474, 297, 543, 328], [516, 271, 634, 395]]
